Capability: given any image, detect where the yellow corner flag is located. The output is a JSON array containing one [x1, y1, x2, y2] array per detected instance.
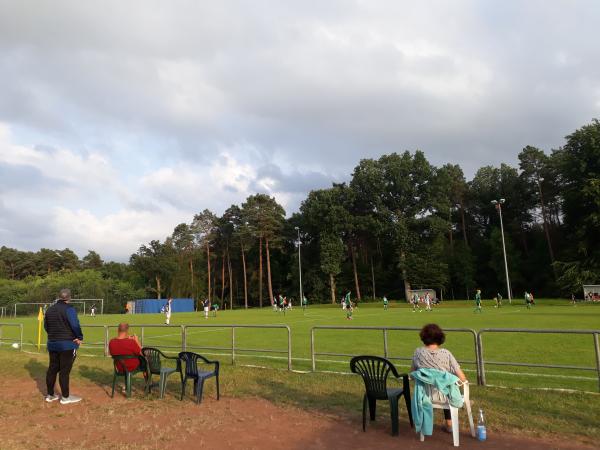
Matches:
[[37, 307, 43, 351]]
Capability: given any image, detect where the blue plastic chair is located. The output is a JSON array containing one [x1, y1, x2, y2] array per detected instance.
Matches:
[[178, 352, 220, 404]]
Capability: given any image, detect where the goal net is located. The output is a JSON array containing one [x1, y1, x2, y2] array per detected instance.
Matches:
[[582, 285, 600, 302]]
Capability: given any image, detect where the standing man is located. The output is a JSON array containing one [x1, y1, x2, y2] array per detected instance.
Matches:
[[524, 291, 531, 309], [424, 292, 432, 312], [495, 293, 502, 308], [165, 297, 172, 325], [203, 298, 210, 319], [302, 295, 308, 310], [474, 289, 482, 313], [44, 288, 83, 404], [383, 295, 388, 310]]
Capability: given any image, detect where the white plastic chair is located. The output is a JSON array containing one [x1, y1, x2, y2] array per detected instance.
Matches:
[[419, 380, 475, 447]]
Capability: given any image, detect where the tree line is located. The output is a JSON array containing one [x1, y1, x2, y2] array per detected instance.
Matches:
[[1, 119, 599, 310]]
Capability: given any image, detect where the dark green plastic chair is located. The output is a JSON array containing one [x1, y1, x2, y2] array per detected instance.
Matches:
[[142, 347, 182, 399], [111, 354, 147, 398], [178, 351, 220, 404], [350, 355, 413, 436]]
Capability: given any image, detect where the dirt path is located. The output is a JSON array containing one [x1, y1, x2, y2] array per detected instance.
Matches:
[[0, 377, 592, 450]]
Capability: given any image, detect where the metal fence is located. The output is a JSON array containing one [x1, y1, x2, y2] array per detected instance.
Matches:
[[0, 323, 23, 349], [77, 324, 292, 370], [310, 326, 481, 384], [478, 328, 600, 392], [183, 325, 292, 370]]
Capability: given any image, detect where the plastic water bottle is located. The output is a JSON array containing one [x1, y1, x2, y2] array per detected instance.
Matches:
[[477, 409, 487, 441]]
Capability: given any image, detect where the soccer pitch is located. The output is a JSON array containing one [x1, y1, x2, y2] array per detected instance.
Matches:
[[2, 299, 599, 392]]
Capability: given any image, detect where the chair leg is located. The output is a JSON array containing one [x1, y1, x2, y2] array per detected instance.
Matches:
[[362, 394, 367, 432], [126, 373, 132, 398], [450, 407, 460, 447], [389, 396, 399, 436], [464, 400, 475, 438], [404, 391, 414, 428], [368, 396, 377, 421], [180, 377, 186, 401], [196, 379, 205, 404], [111, 373, 116, 398], [159, 373, 166, 399]]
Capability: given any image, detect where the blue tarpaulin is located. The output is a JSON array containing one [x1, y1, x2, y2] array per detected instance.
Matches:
[[134, 298, 195, 314]]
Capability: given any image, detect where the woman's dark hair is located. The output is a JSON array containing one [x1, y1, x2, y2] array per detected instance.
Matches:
[[419, 323, 446, 346]]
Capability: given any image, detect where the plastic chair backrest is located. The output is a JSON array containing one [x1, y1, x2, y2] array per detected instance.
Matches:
[[142, 347, 163, 374], [350, 355, 399, 400], [178, 352, 211, 377]]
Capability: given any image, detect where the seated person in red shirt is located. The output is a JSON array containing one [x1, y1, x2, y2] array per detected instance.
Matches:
[[108, 323, 144, 373]]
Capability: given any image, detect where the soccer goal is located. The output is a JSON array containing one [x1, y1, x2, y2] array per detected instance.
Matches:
[[582, 285, 600, 302], [12, 299, 103, 317]]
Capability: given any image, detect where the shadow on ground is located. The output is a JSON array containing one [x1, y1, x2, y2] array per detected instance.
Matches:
[[24, 358, 47, 395]]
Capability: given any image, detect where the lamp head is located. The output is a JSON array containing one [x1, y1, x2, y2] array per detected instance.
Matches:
[[491, 200, 498, 205], [294, 226, 299, 231], [500, 198, 505, 204]]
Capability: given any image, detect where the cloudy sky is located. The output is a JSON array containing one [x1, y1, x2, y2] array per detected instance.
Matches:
[[1, 1, 599, 261]]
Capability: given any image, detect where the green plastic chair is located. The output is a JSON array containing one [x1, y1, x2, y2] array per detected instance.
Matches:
[[350, 355, 413, 436], [142, 347, 182, 399], [111, 354, 147, 398]]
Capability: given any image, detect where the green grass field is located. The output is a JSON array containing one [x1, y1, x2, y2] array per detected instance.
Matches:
[[2, 299, 599, 392]]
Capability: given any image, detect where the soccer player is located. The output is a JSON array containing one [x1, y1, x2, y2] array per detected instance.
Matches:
[[344, 291, 353, 320], [424, 292, 432, 312], [412, 293, 421, 312], [474, 290, 482, 313], [383, 295, 388, 310], [302, 295, 308, 310], [524, 291, 531, 309], [495, 293, 502, 308], [90, 304, 96, 317], [44, 288, 83, 404], [165, 297, 172, 324], [212, 302, 219, 317], [203, 298, 210, 319]]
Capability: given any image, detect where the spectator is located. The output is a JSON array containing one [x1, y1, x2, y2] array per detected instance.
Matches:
[[109, 323, 144, 373], [410, 323, 467, 433], [44, 288, 83, 404]]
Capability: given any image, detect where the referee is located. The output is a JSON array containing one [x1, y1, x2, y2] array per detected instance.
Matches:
[[44, 288, 83, 404]]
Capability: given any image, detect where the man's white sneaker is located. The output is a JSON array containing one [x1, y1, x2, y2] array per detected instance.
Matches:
[[60, 395, 82, 404], [45, 394, 60, 402]]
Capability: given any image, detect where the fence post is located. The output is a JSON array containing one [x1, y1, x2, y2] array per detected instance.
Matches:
[[473, 330, 482, 386], [231, 328, 236, 365], [287, 326, 292, 371], [311, 327, 316, 372], [181, 326, 187, 352], [0, 325, 2, 347], [477, 332, 486, 386], [104, 326, 109, 357], [593, 332, 600, 393], [140, 327, 145, 348], [383, 329, 388, 358]]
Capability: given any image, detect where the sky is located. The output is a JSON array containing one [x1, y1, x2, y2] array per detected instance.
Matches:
[[1, 1, 599, 261]]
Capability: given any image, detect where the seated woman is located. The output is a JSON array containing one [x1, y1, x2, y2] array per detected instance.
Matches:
[[410, 323, 467, 432]]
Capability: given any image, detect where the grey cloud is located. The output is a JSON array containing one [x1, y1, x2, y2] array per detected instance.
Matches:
[[1, 1, 600, 259]]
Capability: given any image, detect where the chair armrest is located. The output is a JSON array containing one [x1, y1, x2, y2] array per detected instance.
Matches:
[[457, 379, 470, 403]]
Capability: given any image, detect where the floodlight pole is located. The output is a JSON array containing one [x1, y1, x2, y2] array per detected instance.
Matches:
[[492, 199, 512, 304], [295, 226, 303, 311]]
